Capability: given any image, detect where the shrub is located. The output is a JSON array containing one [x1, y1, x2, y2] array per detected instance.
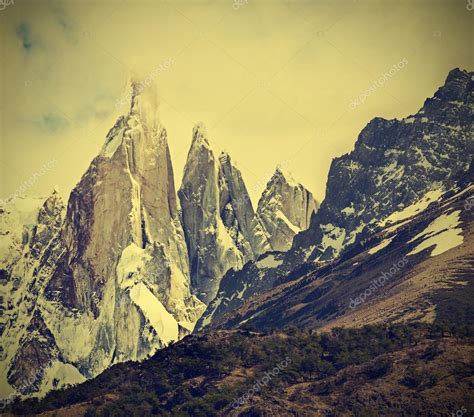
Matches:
[[364, 357, 393, 379]]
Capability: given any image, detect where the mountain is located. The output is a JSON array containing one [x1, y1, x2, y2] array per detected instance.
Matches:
[[0, 83, 206, 398], [0, 86, 318, 399], [178, 124, 267, 304], [257, 168, 318, 252], [179, 125, 315, 304], [0, 192, 85, 397], [2, 67, 473, 416], [8, 178, 472, 414], [196, 169, 318, 330], [293, 68, 472, 262], [197, 68, 473, 330], [1, 67, 471, 408], [218, 152, 271, 258]]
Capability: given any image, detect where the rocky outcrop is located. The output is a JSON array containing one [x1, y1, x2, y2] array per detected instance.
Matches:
[[7, 311, 63, 395], [195, 251, 288, 330], [44, 82, 205, 374], [218, 153, 270, 258], [0, 192, 74, 399], [257, 168, 318, 252], [196, 169, 318, 330], [29, 191, 64, 259], [178, 128, 319, 306], [179, 125, 271, 304]]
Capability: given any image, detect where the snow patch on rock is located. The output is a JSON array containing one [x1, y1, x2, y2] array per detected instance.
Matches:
[[129, 282, 178, 345], [408, 210, 463, 257], [256, 254, 283, 269]]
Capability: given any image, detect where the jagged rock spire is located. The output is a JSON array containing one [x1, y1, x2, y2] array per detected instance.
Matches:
[[257, 168, 318, 252]]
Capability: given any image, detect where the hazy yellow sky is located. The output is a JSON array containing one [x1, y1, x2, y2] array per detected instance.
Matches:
[[0, 0, 472, 205]]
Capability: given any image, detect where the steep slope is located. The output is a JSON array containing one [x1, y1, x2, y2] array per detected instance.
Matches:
[[208, 181, 473, 333], [0, 192, 82, 397], [257, 168, 319, 252], [0, 193, 63, 275], [178, 125, 270, 304], [195, 250, 286, 330], [0, 83, 206, 399], [197, 68, 473, 330], [44, 83, 205, 375], [196, 169, 318, 329], [218, 153, 270, 258]]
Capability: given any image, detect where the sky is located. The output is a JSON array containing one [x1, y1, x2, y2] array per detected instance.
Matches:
[[0, 0, 472, 206]]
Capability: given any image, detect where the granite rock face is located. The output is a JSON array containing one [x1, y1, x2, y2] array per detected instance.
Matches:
[[0, 83, 206, 399], [196, 168, 319, 329], [44, 83, 205, 375], [218, 152, 271, 258], [178, 125, 319, 305], [179, 125, 270, 304], [257, 168, 318, 252]]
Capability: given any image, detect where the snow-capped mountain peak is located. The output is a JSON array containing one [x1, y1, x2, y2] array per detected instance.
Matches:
[[1, 93, 206, 398], [257, 167, 319, 252]]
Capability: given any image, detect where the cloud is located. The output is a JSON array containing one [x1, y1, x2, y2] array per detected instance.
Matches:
[[74, 96, 115, 124], [16, 22, 33, 50], [37, 112, 69, 133], [50, 5, 77, 43]]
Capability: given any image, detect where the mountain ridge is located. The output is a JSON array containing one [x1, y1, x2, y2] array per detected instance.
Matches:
[[196, 67, 473, 332]]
